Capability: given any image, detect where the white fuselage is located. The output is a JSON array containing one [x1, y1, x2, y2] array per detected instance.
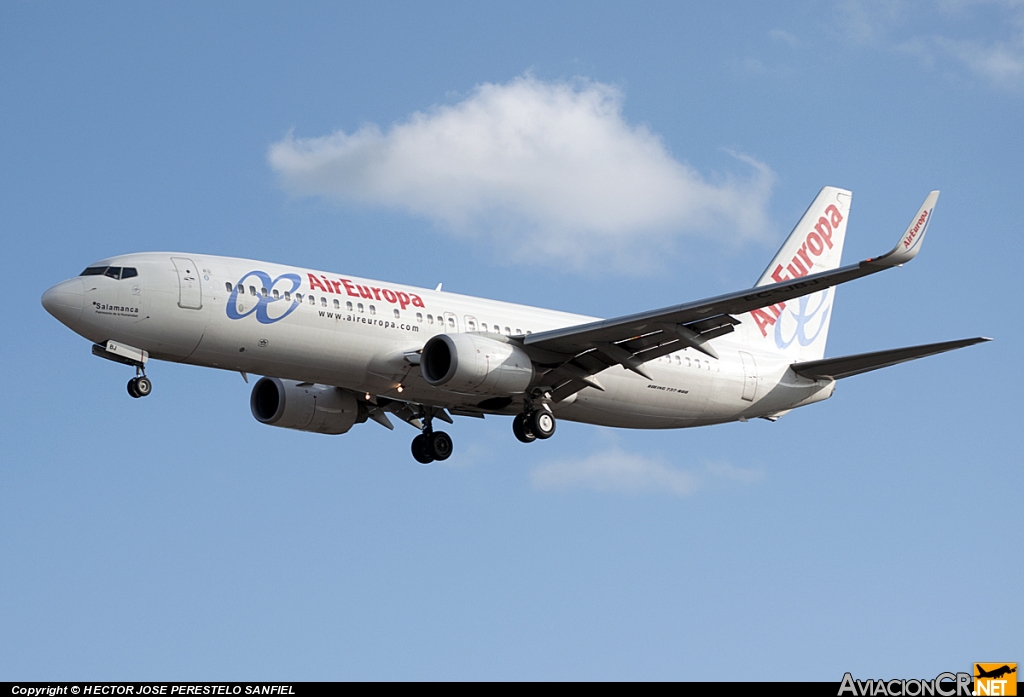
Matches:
[[42, 252, 834, 429]]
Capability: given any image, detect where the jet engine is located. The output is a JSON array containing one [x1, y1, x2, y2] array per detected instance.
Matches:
[[420, 333, 534, 395], [250, 377, 366, 434]]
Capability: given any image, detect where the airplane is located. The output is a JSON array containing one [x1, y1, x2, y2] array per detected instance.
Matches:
[[41, 187, 989, 463], [976, 665, 1016, 680]]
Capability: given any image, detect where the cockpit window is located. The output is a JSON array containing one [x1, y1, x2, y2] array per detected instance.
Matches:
[[81, 265, 138, 280]]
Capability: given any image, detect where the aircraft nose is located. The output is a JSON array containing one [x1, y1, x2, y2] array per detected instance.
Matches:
[[41, 278, 85, 328]]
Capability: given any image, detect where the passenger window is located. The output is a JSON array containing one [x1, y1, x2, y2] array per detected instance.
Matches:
[[346, 301, 353, 311], [225, 282, 232, 292], [309, 295, 315, 305], [467, 319, 477, 331], [370, 305, 376, 315], [504, 327, 511, 336], [515, 328, 522, 335], [321, 297, 327, 307], [448, 317, 456, 328], [273, 289, 280, 299], [284, 291, 291, 301], [81, 266, 108, 276], [249, 286, 257, 296], [685, 357, 691, 367], [416, 313, 423, 322], [427, 315, 434, 324], [526, 330, 532, 335], [121, 267, 137, 279], [105, 267, 122, 279], [358, 303, 364, 313], [393, 309, 400, 319], [333, 299, 340, 309], [296, 293, 303, 302], [674, 355, 681, 365], [237, 284, 244, 293], [261, 288, 268, 297]]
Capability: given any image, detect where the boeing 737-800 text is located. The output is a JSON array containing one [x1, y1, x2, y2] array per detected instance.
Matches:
[[41, 188, 989, 463]]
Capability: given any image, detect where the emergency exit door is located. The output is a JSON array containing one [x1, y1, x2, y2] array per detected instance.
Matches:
[[443, 312, 459, 333]]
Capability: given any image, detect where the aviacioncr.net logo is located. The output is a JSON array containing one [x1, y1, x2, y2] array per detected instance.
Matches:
[[839, 672, 973, 697], [226, 270, 302, 324]]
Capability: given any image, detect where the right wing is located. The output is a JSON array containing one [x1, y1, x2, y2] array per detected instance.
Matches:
[[790, 337, 991, 380], [520, 192, 940, 400]]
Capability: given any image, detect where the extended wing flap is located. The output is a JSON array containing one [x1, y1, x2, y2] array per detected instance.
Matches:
[[790, 337, 990, 380]]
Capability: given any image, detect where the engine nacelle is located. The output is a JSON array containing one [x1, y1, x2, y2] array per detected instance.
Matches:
[[250, 377, 366, 435], [421, 333, 534, 395]]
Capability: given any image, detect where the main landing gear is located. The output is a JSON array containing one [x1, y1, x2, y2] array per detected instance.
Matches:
[[513, 405, 556, 444], [127, 368, 152, 399], [411, 411, 453, 464]]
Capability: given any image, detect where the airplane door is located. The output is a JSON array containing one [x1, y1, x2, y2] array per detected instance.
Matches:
[[739, 351, 757, 402], [171, 257, 202, 310], [443, 312, 459, 333]]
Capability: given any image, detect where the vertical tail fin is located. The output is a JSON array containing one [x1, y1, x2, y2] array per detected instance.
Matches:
[[741, 186, 852, 362]]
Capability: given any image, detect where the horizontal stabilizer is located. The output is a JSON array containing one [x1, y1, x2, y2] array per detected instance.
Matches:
[[790, 337, 991, 380]]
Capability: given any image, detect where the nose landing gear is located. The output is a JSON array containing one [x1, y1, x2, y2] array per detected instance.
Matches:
[[127, 369, 152, 399], [91, 342, 152, 399]]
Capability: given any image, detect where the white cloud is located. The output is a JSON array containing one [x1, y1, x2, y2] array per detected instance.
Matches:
[[934, 35, 1024, 86], [931, 1, 1024, 88], [769, 29, 800, 47], [703, 460, 766, 485], [834, 0, 908, 44], [268, 75, 776, 272], [841, 0, 1024, 89], [529, 447, 764, 497]]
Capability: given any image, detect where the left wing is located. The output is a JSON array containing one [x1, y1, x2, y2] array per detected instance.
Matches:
[[519, 192, 939, 401]]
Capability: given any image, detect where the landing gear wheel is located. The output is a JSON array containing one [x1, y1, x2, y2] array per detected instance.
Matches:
[[513, 413, 537, 443], [428, 431, 453, 461], [411, 434, 435, 464], [127, 378, 141, 398], [134, 376, 152, 397], [529, 409, 556, 439]]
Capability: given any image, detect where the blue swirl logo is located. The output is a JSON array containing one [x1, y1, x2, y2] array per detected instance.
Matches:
[[775, 288, 832, 349], [226, 270, 302, 324]]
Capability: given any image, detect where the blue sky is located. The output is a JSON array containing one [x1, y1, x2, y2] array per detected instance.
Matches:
[[1, 0, 1020, 680]]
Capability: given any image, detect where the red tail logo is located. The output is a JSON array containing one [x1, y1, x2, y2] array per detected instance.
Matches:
[[751, 203, 843, 338]]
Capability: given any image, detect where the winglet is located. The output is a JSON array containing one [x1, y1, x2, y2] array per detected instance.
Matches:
[[869, 191, 939, 267]]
